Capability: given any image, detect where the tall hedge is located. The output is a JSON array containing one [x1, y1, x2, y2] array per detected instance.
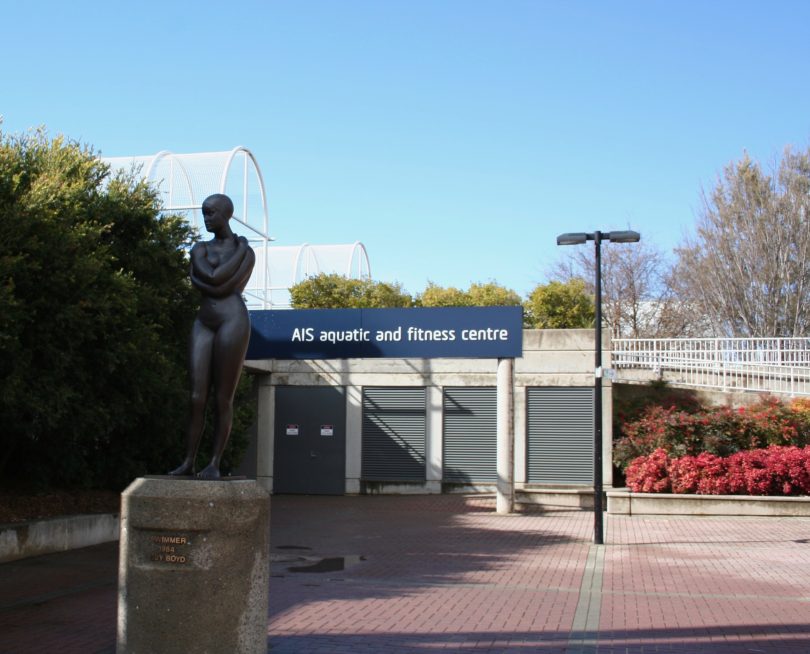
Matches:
[[0, 129, 225, 490]]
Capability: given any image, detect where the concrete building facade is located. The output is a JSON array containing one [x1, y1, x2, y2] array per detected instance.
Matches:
[[244, 329, 612, 496]]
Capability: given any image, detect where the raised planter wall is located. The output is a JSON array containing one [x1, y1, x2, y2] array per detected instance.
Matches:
[[0, 513, 119, 563], [517, 487, 595, 510], [608, 490, 810, 517]]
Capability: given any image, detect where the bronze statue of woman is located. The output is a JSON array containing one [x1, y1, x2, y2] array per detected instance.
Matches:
[[169, 194, 255, 480]]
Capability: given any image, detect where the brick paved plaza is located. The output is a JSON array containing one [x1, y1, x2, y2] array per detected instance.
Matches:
[[2, 494, 810, 653]]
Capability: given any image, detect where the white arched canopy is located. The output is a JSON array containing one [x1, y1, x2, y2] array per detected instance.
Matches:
[[103, 147, 269, 241], [101, 148, 371, 308], [252, 242, 372, 308]]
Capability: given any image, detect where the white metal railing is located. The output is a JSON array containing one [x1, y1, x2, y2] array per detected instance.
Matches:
[[612, 337, 810, 396]]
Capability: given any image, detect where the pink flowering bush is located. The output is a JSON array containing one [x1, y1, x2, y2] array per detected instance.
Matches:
[[656, 452, 731, 494], [667, 455, 700, 494], [625, 448, 671, 493], [614, 396, 810, 470], [625, 445, 810, 496], [695, 452, 731, 494]]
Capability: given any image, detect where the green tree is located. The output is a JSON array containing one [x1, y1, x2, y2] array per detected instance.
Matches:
[[290, 273, 413, 308], [524, 279, 594, 328], [468, 281, 522, 306], [0, 129, 250, 490], [418, 282, 471, 307], [417, 281, 522, 307]]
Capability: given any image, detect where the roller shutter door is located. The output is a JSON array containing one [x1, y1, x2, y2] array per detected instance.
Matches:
[[527, 387, 593, 485], [443, 387, 496, 482], [362, 387, 426, 481]]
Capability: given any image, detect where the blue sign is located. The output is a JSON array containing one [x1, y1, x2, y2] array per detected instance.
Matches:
[[246, 306, 523, 359]]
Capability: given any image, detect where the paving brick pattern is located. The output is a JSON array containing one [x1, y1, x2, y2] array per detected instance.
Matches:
[[267, 496, 591, 653], [0, 542, 117, 653], [601, 514, 810, 654], [2, 495, 810, 653]]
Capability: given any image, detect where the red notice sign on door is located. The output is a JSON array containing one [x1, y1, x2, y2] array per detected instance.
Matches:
[[320, 425, 334, 436], [285, 424, 299, 436]]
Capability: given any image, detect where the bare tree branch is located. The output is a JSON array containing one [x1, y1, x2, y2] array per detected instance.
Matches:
[[675, 147, 810, 337], [549, 239, 681, 337]]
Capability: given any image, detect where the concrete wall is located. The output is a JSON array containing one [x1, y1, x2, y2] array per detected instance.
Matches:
[[0, 513, 119, 563], [244, 328, 611, 495], [613, 379, 770, 410], [607, 490, 810, 516]]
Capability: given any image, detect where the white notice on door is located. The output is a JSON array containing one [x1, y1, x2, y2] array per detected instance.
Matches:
[[320, 424, 334, 437], [286, 424, 299, 436]]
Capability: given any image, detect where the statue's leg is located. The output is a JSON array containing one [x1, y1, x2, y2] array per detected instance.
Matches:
[[197, 313, 251, 480], [169, 320, 214, 476]]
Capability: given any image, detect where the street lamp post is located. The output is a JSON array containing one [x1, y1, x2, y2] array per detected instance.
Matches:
[[556, 230, 640, 545]]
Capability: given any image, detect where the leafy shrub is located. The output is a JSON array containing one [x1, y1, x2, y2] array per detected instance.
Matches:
[[625, 448, 671, 493], [0, 129, 253, 490], [667, 455, 700, 494], [614, 395, 810, 470], [625, 445, 810, 496], [791, 398, 810, 414]]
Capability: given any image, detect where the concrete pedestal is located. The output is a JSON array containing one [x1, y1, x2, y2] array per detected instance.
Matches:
[[116, 477, 270, 654]]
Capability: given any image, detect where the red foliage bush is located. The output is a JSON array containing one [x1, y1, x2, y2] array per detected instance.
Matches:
[[668, 455, 699, 494], [625, 445, 810, 496], [695, 452, 730, 495], [614, 396, 810, 470], [625, 448, 671, 493]]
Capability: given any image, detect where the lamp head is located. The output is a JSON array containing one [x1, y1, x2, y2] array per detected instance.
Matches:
[[556, 232, 589, 246], [605, 230, 640, 243]]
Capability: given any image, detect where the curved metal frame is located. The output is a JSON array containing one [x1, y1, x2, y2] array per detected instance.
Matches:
[[220, 146, 270, 236], [144, 151, 198, 213], [101, 148, 370, 309], [347, 241, 372, 278], [219, 147, 271, 306]]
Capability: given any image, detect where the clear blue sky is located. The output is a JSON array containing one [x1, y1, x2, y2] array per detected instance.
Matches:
[[3, 1, 809, 298]]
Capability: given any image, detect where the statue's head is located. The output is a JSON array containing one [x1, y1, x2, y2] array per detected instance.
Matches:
[[201, 194, 234, 232]]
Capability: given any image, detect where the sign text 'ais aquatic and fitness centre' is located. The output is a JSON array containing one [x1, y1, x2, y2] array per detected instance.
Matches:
[[246, 306, 523, 360]]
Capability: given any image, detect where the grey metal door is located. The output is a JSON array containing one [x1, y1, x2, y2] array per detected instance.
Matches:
[[526, 386, 594, 485], [362, 387, 426, 481], [443, 387, 497, 483], [274, 386, 346, 494]]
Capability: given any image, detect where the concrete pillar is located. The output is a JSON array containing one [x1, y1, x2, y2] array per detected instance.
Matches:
[[602, 381, 613, 488], [255, 380, 274, 493], [496, 358, 515, 514], [513, 384, 527, 485], [426, 385, 444, 490], [345, 385, 363, 494]]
